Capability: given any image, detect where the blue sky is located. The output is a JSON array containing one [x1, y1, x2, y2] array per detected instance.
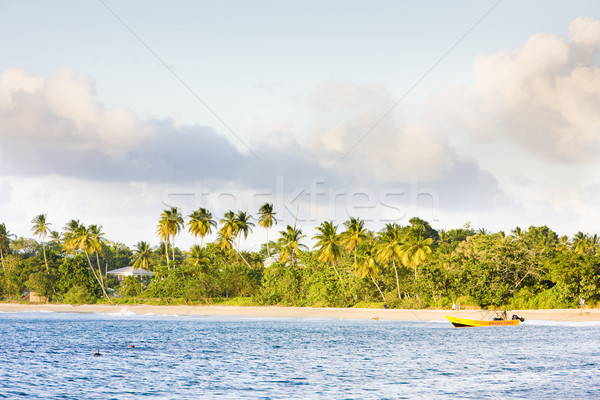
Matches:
[[1, 0, 599, 250]]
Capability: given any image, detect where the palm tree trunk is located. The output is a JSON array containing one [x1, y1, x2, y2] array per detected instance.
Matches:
[[392, 259, 401, 299], [200, 236, 204, 249], [84, 251, 112, 304], [332, 260, 346, 294], [171, 234, 176, 263], [42, 241, 49, 273], [236, 249, 252, 268], [1, 248, 5, 272], [266, 228, 270, 257], [165, 241, 170, 265], [95, 253, 105, 288], [369, 272, 386, 302]]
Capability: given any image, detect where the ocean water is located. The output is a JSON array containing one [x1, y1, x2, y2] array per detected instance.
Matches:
[[1, 312, 599, 399]]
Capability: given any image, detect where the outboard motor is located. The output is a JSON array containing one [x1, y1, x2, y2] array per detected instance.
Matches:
[[512, 314, 525, 322]]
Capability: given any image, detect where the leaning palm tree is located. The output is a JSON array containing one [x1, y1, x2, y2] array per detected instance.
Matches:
[[31, 214, 51, 273], [376, 223, 404, 299], [277, 225, 307, 266], [187, 208, 217, 247], [339, 217, 368, 266], [400, 226, 433, 280], [313, 221, 345, 290], [65, 222, 112, 303], [219, 211, 251, 267], [0, 223, 16, 272], [219, 211, 238, 241], [89, 224, 108, 281], [258, 203, 277, 257], [356, 245, 386, 302], [61, 219, 81, 255]]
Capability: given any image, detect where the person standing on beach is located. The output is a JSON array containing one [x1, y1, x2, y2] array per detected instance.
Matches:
[[457, 302, 461, 312], [580, 296, 585, 314], [452, 302, 456, 312]]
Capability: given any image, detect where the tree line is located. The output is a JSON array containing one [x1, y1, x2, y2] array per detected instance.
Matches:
[[1, 205, 599, 309]]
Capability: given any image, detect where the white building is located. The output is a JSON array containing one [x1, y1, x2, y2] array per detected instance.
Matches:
[[107, 266, 154, 281]]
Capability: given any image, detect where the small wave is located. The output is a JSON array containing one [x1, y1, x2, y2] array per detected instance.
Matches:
[[102, 308, 136, 317]]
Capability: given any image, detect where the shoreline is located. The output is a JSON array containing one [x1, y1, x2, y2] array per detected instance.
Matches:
[[1, 303, 599, 322]]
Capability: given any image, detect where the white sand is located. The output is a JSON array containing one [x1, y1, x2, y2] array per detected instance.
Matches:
[[1, 303, 598, 322]]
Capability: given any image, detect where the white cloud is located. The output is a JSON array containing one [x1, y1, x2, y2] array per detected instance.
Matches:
[[438, 17, 600, 163]]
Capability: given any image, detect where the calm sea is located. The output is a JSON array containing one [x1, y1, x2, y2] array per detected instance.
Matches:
[[1, 311, 599, 399]]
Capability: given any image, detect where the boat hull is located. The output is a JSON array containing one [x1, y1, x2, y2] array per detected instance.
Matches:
[[446, 315, 520, 328]]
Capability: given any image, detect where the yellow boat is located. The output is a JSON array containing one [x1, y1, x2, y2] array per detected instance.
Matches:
[[446, 312, 524, 328]]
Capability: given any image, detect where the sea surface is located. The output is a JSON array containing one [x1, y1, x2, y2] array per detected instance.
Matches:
[[1, 311, 599, 399]]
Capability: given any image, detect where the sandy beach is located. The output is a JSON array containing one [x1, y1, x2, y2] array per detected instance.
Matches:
[[1, 303, 598, 322]]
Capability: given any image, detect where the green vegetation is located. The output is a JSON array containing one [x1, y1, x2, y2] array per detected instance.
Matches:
[[1, 207, 599, 310]]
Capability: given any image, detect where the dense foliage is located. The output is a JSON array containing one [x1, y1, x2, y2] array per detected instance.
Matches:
[[0, 211, 598, 309]]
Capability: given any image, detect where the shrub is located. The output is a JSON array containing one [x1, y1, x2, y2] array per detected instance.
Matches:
[[63, 286, 94, 305]]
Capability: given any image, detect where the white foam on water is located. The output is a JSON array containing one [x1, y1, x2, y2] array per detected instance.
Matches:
[[103, 307, 136, 317], [523, 319, 600, 327]]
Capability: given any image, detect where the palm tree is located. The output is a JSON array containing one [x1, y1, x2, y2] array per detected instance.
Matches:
[[132, 241, 152, 286], [216, 231, 234, 251], [0, 223, 16, 272], [157, 207, 184, 264], [188, 245, 211, 272], [356, 245, 386, 302], [557, 235, 570, 253], [258, 203, 277, 257], [313, 221, 344, 290], [400, 226, 433, 280], [61, 219, 81, 254], [511, 226, 524, 241], [572, 232, 589, 255], [277, 225, 307, 266], [219, 211, 238, 244], [156, 223, 171, 264], [339, 217, 368, 266], [132, 241, 151, 271], [50, 231, 62, 246], [63, 221, 112, 303], [234, 211, 255, 250], [376, 223, 404, 299], [31, 214, 51, 273], [89, 224, 108, 277], [187, 208, 216, 247], [219, 211, 251, 267], [588, 234, 599, 255]]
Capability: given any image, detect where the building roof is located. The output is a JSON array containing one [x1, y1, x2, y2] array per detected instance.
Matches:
[[107, 266, 154, 276]]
